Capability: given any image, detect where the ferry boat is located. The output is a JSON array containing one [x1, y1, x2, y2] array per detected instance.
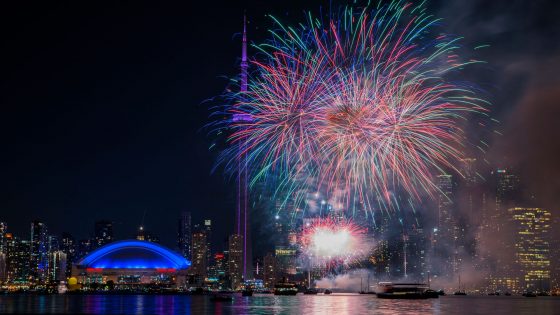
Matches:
[[376, 282, 430, 299], [274, 281, 298, 296]]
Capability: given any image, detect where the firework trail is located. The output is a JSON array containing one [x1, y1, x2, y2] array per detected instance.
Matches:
[[215, 0, 489, 214]]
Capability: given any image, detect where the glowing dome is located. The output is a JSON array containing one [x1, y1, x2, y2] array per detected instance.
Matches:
[[78, 240, 190, 270]]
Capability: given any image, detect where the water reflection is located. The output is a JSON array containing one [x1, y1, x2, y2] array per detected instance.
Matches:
[[0, 294, 559, 315]]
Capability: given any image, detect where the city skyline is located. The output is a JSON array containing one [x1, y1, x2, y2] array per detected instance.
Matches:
[[0, 0, 558, 252], [0, 0, 559, 302]]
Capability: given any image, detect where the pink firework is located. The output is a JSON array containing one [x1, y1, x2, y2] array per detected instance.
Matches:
[[217, 1, 490, 213], [300, 217, 370, 266]]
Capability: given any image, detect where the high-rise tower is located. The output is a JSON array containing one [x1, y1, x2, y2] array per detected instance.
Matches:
[[232, 15, 253, 281], [29, 221, 49, 283], [177, 211, 192, 260], [94, 220, 113, 248]]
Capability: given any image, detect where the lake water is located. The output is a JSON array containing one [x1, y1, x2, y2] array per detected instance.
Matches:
[[1, 294, 559, 314]]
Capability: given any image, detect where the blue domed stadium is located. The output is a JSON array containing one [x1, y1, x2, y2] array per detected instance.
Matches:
[[72, 240, 190, 287], [78, 240, 190, 269]]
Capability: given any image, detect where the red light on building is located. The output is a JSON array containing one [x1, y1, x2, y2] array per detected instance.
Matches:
[[86, 268, 103, 273], [155, 268, 176, 273]]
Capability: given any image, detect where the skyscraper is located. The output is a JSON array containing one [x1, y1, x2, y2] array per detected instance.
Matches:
[[29, 221, 49, 283], [94, 220, 114, 248], [177, 211, 192, 260], [190, 232, 208, 283], [61, 233, 75, 278], [228, 234, 243, 289], [49, 251, 67, 282], [275, 245, 297, 278], [76, 239, 92, 262], [6, 234, 30, 284], [263, 252, 277, 289], [509, 207, 551, 292], [487, 168, 522, 292], [208, 252, 227, 289], [433, 174, 457, 279], [0, 222, 7, 255], [204, 219, 212, 273], [495, 169, 521, 221], [0, 222, 7, 282]]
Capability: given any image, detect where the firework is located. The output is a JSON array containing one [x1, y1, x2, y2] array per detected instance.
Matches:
[[216, 0, 489, 213], [300, 217, 369, 266]]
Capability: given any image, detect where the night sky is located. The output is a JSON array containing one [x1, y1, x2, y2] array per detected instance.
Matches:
[[1, 1, 559, 249]]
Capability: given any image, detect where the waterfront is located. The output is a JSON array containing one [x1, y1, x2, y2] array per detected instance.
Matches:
[[0, 294, 559, 315]]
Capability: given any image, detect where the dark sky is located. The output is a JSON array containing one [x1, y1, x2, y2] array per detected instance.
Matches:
[[1, 0, 559, 249]]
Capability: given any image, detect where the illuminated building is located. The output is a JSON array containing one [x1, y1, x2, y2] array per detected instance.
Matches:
[[61, 233, 76, 278], [136, 226, 159, 243], [190, 232, 207, 283], [30, 221, 49, 283], [432, 174, 458, 280], [275, 245, 297, 277], [371, 214, 391, 278], [496, 169, 521, 216], [509, 207, 551, 291], [263, 252, 276, 289], [228, 234, 243, 289], [73, 240, 190, 288], [552, 215, 560, 294], [6, 234, 30, 284], [94, 220, 114, 248], [177, 211, 192, 260], [204, 220, 212, 274], [0, 222, 6, 255], [0, 222, 6, 282], [77, 239, 92, 263], [49, 251, 67, 282], [0, 253, 5, 283], [208, 252, 227, 289], [485, 169, 522, 292], [406, 227, 427, 280]]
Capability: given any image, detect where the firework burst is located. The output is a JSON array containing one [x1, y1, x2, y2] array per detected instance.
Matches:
[[300, 217, 370, 267], [215, 0, 489, 214]]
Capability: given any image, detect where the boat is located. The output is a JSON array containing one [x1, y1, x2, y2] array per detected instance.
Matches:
[[274, 280, 298, 296], [241, 289, 253, 296], [376, 282, 430, 299], [303, 288, 318, 295], [424, 289, 440, 299], [523, 291, 537, 297], [453, 274, 467, 295], [537, 292, 550, 296], [505, 292, 512, 296], [210, 294, 233, 302], [324, 289, 332, 295]]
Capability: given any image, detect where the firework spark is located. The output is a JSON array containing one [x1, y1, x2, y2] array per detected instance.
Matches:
[[215, 0, 489, 214]]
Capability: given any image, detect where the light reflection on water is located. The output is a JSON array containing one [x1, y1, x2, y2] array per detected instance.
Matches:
[[0, 294, 559, 315]]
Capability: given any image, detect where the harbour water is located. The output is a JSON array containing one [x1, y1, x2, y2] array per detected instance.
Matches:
[[0, 294, 559, 315]]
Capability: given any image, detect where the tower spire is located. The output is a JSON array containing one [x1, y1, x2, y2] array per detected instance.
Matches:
[[241, 13, 248, 93]]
